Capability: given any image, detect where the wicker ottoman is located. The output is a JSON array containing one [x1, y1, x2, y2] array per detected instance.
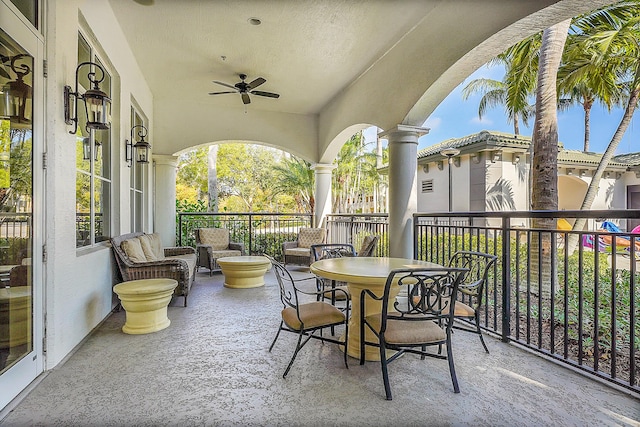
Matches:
[[217, 256, 271, 288], [113, 278, 178, 334]]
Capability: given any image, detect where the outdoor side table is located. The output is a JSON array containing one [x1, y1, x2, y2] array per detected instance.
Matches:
[[217, 256, 271, 288], [113, 278, 178, 334]]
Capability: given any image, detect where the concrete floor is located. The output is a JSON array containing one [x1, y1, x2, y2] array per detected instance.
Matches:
[[1, 267, 639, 427]]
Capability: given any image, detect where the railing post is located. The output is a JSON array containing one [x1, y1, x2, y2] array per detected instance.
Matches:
[[248, 213, 253, 255], [178, 213, 183, 246], [501, 215, 511, 343]]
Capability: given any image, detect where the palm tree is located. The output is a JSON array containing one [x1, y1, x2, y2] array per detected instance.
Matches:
[[272, 155, 315, 213], [558, 34, 623, 152], [568, 2, 640, 237], [462, 35, 540, 135]]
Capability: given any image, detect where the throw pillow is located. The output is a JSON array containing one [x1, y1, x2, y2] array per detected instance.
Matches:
[[298, 228, 325, 249], [199, 228, 229, 251], [121, 238, 147, 263], [139, 234, 164, 261]]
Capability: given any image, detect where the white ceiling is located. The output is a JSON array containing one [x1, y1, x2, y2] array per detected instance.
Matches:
[[106, 0, 616, 162]]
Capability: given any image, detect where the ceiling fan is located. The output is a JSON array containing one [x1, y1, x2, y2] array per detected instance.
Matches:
[[209, 73, 280, 105]]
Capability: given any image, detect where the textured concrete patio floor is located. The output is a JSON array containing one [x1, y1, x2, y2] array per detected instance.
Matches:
[[1, 267, 639, 427]]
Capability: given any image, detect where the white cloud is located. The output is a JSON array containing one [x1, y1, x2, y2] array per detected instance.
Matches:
[[471, 116, 493, 125], [423, 116, 442, 130]]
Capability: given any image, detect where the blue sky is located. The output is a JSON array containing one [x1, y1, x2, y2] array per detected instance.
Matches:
[[365, 65, 640, 154]]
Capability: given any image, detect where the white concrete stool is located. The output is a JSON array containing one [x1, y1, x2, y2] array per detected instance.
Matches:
[[113, 278, 178, 334], [217, 256, 271, 288]]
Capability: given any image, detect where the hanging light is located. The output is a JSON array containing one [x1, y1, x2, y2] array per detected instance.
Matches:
[[64, 62, 112, 134], [126, 124, 151, 166], [0, 54, 33, 128]]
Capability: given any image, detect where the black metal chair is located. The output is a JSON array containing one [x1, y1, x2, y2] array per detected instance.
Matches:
[[311, 243, 355, 305], [266, 255, 349, 378], [360, 266, 468, 400], [447, 251, 498, 353]]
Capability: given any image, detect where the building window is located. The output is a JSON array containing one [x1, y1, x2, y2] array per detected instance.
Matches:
[[75, 34, 112, 248], [130, 108, 145, 232], [421, 179, 434, 193]]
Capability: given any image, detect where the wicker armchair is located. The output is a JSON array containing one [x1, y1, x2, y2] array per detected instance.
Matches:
[[110, 232, 197, 307], [357, 235, 379, 257], [282, 227, 326, 266], [195, 228, 245, 275]]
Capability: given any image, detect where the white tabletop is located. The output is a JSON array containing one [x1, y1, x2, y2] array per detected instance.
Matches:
[[310, 257, 444, 286]]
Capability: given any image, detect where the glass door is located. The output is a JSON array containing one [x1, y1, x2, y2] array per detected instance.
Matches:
[[0, 0, 43, 410]]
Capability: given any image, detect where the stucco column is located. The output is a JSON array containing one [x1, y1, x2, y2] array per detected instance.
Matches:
[[380, 125, 429, 258], [312, 163, 335, 227], [153, 155, 179, 247]]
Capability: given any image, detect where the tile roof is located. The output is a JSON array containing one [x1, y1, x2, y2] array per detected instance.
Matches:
[[416, 130, 640, 168]]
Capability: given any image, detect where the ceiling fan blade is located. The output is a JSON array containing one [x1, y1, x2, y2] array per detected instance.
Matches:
[[212, 80, 238, 90], [208, 91, 236, 95], [247, 77, 266, 89], [241, 93, 251, 104], [251, 91, 280, 99]]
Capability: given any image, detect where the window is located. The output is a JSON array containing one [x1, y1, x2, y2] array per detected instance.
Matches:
[[75, 34, 111, 248], [421, 179, 434, 193], [130, 108, 145, 232]]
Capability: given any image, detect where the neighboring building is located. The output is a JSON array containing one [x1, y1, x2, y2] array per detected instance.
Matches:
[[415, 131, 640, 229]]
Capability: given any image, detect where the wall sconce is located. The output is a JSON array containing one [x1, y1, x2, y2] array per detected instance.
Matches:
[[82, 137, 101, 161], [491, 152, 501, 163], [422, 164, 429, 173], [0, 54, 32, 127], [566, 168, 574, 176], [512, 154, 521, 164], [579, 169, 587, 177], [125, 124, 151, 166], [437, 160, 444, 171], [64, 62, 112, 134], [604, 171, 611, 178]]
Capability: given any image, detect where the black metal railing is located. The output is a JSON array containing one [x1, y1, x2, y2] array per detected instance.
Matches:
[[325, 213, 388, 256], [177, 212, 313, 260], [0, 213, 31, 264], [414, 210, 640, 394]]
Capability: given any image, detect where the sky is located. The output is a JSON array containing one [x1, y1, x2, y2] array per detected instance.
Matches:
[[364, 65, 640, 155]]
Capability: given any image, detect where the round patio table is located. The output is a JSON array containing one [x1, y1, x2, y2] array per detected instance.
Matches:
[[310, 257, 444, 361]]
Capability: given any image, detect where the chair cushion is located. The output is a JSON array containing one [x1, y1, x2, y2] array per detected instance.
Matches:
[[297, 228, 325, 249], [121, 238, 147, 263], [412, 296, 474, 317], [211, 249, 242, 259], [364, 313, 446, 345], [282, 302, 345, 331], [322, 284, 350, 301], [166, 253, 197, 278], [139, 233, 164, 261], [199, 228, 230, 250], [284, 247, 311, 257]]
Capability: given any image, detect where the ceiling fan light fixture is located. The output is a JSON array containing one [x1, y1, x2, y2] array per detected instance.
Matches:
[[248, 17, 262, 26]]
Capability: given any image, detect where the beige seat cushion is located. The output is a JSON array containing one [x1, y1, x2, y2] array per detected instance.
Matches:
[[139, 233, 164, 261], [282, 302, 345, 331], [121, 238, 147, 263], [297, 228, 325, 249], [166, 253, 197, 279], [365, 313, 446, 345], [199, 228, 230, 250], [284, 247, 311, 257], [211, 249, 242, 259], [411, 295, 475, 317]]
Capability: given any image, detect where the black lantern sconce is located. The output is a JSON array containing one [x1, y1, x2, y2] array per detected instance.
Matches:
[[82, 136, 101, 161], [125, 124, 151, 167], [64, 62, 112, 134], [0, 54, 33, 127]]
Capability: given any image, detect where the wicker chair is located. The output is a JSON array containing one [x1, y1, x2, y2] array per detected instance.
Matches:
[[356, 235, 379, 257], [195, 228, 245, 276], [282, 227, 326, 266], [110, 232, 197, 307]]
